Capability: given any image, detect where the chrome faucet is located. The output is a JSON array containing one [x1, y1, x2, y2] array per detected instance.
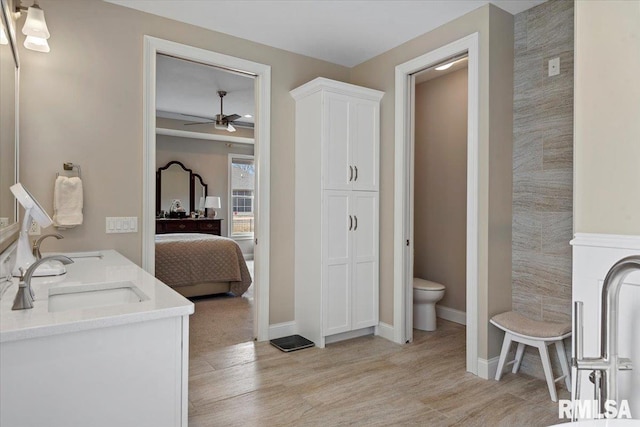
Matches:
[[573, 255, 640, 418], [12, 255, 74, 310], [32, 233, 63, 260]]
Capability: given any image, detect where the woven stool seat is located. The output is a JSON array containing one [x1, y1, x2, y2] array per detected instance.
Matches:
[[491, 311, 571, 339], [491, 311, 572, 402]]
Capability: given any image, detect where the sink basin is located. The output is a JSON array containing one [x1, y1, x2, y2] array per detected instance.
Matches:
[[48, 281, 149, 312], [62, 251, 104, 261]]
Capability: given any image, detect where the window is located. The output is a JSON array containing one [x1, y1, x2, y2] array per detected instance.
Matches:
[[229, 155, 255, 237]]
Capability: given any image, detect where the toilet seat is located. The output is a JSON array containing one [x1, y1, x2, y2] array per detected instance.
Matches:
[[413, 278, 445, 291]]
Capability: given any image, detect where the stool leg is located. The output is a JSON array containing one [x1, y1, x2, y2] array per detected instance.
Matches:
[[555, 340, 571, 391], [537, 341, 558, 402], [495, 332, 513, 381], [512, 343, 525, 374]]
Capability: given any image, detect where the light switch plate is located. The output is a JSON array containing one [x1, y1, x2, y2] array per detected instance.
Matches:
[[106, 217, 138, 234], [548, 57, 560, 77]]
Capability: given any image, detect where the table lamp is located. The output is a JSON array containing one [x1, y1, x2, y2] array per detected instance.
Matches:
[[204, 196, 221, 218]]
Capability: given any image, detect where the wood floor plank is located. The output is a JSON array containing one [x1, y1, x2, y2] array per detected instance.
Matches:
[[187, 292, 568, 426]]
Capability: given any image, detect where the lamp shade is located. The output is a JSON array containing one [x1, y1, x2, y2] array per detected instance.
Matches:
[[22, 5, 50, 39], [204, 196, 221, 209]]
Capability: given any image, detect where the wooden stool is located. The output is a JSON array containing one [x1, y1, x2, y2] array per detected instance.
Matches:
[[490, 311, 572, 402]]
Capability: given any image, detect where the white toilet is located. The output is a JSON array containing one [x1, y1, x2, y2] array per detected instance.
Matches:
[[413, 278, 446, 331]]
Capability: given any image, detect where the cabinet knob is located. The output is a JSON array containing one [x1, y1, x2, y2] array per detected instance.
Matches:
[[179, 224, 186, 229]]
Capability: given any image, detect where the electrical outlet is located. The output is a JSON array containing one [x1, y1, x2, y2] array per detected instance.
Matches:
[[548, 57, 560, 77], [28, 220, 41, 236]]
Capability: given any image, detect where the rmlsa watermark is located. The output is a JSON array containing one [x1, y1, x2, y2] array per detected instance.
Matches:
[[558, 399, 633, 419]]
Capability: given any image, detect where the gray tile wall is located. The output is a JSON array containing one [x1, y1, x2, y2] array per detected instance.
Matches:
[[512, 0, 574, 378]]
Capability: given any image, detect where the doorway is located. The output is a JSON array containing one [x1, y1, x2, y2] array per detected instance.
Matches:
[[142, 36, 271, 341], [394, 33, 480, 375]]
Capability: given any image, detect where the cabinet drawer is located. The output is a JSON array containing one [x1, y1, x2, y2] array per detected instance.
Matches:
[[198, 221, 220, 234], [165, 221, 197, 232]]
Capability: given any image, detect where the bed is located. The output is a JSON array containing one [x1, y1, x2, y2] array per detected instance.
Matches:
[[155, 233, 252, 298]]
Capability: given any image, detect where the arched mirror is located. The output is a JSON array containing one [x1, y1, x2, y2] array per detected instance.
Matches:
[[156, 160, 207, 216], [0, 0, 20, 250]]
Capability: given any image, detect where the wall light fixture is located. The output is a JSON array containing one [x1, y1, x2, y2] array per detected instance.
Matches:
[[17, 1, 50, 53]]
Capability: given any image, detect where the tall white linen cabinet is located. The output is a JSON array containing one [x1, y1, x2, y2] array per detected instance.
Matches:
[[291, 78, 384, 348]]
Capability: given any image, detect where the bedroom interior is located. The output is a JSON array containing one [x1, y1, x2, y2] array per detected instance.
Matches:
[[154, 53, 257, 347], [1, 0, 638, 425]]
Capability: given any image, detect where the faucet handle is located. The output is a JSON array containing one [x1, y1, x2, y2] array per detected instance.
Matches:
[[18, 267, 25, 283]]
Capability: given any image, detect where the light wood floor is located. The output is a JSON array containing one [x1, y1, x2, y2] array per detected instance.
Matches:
[[187, 292, 568, 426]]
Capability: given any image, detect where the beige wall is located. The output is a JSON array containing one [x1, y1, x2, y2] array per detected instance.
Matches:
[[574, 1, 640, 235], [17, 0, 349, 324], [414, 68, 468, 312], [16, 0, 517, 357], [350, 4, 513, 359]]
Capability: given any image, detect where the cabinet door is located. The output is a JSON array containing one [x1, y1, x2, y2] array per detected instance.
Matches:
[[322, 191, 352, 336], [323, 93, 352, 191], [350, 101, 379, 192], [351, 192, 379, 329]]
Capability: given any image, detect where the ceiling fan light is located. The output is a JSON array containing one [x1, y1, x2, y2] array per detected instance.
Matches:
[[214, 122, 227, 131], [22, 5, 50, 39], [227, 123, 236, 132]]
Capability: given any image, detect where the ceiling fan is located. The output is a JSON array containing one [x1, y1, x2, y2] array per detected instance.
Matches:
[[183, 90, 242, 132]]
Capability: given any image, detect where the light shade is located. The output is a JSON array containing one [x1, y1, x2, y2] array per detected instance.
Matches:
[[435, 62, 454, 71], [22, 5, 50, 39], [21, 4, 50, 53], [204, 196, 221, 209], [0, 21, 8, 45], [24, 35, 49, 52]]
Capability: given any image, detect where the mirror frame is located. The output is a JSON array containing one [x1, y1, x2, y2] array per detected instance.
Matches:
[[0, 0, 20, 253], [156, 160, 207, 215]]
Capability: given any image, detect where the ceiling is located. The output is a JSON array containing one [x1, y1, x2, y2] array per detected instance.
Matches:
[[106, 0, 545, 67], [156, 55, 255, 125]]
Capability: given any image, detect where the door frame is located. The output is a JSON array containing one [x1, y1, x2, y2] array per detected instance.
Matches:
[[142, 36, 271, 341], [393, 33, 479, 374]]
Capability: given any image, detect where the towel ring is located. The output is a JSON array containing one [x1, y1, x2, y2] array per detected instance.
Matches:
[[56, 162, 81, 179]]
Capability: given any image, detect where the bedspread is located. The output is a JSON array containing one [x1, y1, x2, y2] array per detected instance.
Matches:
[[155, 233, 252, 296]]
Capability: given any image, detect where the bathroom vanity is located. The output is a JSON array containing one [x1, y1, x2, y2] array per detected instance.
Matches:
[[0, 250, 194, 427]]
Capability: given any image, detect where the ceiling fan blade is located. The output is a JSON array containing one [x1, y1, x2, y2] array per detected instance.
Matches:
[[184, 120, 214, 126], [223, 114, 241, 122], [180, 113, 216, 121]]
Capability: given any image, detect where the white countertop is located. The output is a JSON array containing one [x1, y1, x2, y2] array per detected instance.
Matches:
[[0, 250, 194, 343]]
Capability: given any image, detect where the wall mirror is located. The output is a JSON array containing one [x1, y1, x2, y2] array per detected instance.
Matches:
[[156, 161, 207, 216], [0, 0, 20, 250]]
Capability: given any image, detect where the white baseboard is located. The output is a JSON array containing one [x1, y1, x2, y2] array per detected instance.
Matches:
[[436, 305, 466, 325], [376, 322, 395, 342], [477, 356, 500, 380], [325, 327, 375, 345], [268, 321, 296, 340]]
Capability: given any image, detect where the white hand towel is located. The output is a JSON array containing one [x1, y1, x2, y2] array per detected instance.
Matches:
[[53, 176, 83, 227]]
